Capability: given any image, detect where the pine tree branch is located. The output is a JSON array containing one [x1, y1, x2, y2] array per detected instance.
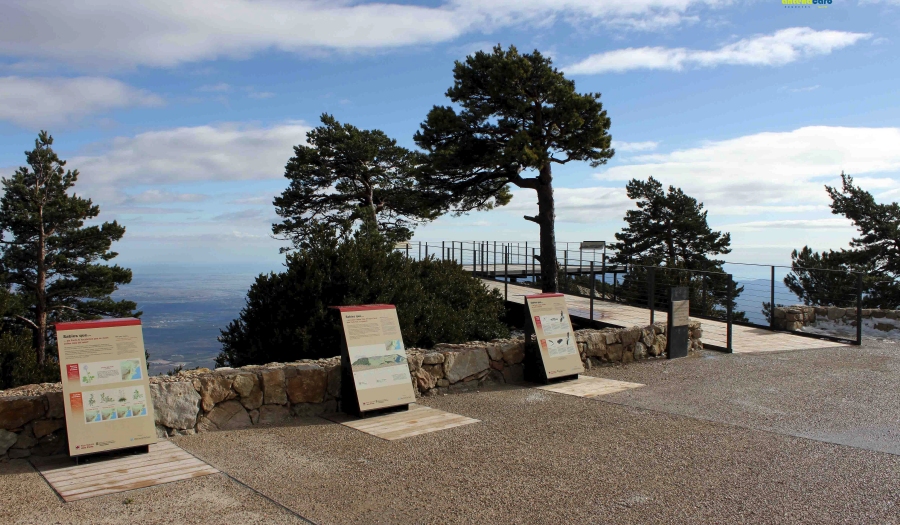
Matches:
[[523, 215, 540, 224], [14, 315, 39, 330]]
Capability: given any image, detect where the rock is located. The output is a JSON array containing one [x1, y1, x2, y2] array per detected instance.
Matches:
[[45, 392, 65, 419], [231, 373, 257, 397], [443, 349, 490, 383], [8, 448, 30, 459], [641, 329, 655, 348], [205, 400, 251, 431], [501, 364, 524, 384], [240, 389, 263, 411], [436, 379, 450, 388], [872, 310, 887, 319], [786, 321, 803, 331], [412, 369, 435, 392], [260, 369, 287, 405], [422, 353, 445, 365], [0, 396, 45, 429], [655, 335, 667, 356], [501, 342, 525, 365], [785, 312, 802, 322], [773, 308, 786, 319], [249, 409, 259, 425], [155, 424, 169, 439], [33, 433, 66, 456], [489, 360, 504, 371], [486, 344, 504, 361], [633, 342, 647, 360], [620, 327, 642, 346], [423, 364, 443, 379], [604, 332, 618, 345], [286, 365, 328, 404], [151, 382, 201, 430], [607, 343, 623, 362], [691, 329, 703, 340], [326, 365, 342, 398], [874, 322, 895, 332], [407, 353, 424, 372], [622, 349, 634, 364], [448, 381, 479, 394], [0, 429, 16, 456], [258, 405, 291, 426], [827, 307, 844, 321], [199, 375, 234, 412], [32, 419, 64, 439]]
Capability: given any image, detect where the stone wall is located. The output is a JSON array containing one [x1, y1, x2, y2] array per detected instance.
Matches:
[[0, 321, 701, 460], [773, 305, 900, 333]]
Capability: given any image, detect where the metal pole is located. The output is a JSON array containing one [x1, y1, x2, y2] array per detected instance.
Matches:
[[648, 267, 655, 325], [442, 241, 445, 261], [563, 249, 568, 292], [531, 248, 536, 284], [726, 274, 734, 353], [770, 265, 776, 329], [425, 242, 428, 260], [472, 244, 476, 277], [494, 241, 497, 277], [589, 261, 595, 320], [504, 245, 509, 301], [857, 273, 863, 345], [601, 254, 607, 300], [613, 271, 617, 302]]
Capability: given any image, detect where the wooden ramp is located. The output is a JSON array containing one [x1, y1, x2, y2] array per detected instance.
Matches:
[[485, 280, 849, 354], [535, 376, 644, 398], [323, 404, 479, 441], [31, 441, 219, 502]]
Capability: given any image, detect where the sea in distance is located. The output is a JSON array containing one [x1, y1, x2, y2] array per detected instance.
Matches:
[[111, 264, 276, 376]]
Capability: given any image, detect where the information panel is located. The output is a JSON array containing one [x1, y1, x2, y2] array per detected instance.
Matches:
[[667, 287, 690, 359], [55, 318, 157, 457], [524, 294, 584, 381], [335, 305, 416, 415]]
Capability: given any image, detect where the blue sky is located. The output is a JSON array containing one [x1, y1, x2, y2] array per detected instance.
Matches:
[[0, 0, 898, 272]]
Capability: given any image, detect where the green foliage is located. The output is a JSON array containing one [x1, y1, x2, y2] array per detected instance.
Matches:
[[612, 177, 744, 320], [273, 114, 438, 248], [0, 131, 138, 364], [0, 330, 59, 390], [783, 246, 861, 307], [415, 44, 614, 292], [216, 230, 509, 367]]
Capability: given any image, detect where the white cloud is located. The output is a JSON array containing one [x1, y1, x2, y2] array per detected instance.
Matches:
[[0, 76, 163, 127], [506, 186, 632, 223], [789, 85, 820, 93], [72, 122, 310, 187], [0, 0, 718, 69], [596, 125, 900, 213], [724, 218, 854, 231], [197, 83, 231, 92], [612, 140, 659, 152], [128, 190, 208, 204], [565, 27, 872, 74]]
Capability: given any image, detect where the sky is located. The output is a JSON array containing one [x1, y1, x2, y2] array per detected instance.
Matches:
[[1, 0, 898, 273]]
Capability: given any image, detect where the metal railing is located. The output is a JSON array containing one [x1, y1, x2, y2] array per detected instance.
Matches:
[[396, 240, 864, 348]]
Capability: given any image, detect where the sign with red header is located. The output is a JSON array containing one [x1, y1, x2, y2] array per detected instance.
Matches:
[[56, 318, 157, 456], [332, 305, 416, 415], [524, 294, 584, 381]]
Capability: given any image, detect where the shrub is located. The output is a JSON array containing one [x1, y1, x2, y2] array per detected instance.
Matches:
[[216, 231, 509, 367], [0, 330, 59, 390]]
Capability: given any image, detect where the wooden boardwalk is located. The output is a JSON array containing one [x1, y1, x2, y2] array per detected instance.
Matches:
[[323, 404, 479, 441], [31, 441, 218, 502], [484, 280, 849, 354], [461, 264, 626, 278]]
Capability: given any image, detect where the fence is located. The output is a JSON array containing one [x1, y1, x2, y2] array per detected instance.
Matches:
[[396, 240, 864, 348]]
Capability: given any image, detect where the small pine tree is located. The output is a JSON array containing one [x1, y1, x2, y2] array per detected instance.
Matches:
[[0, 131, 138, 365]]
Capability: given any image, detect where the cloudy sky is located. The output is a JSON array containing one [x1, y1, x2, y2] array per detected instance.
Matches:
[[0, 0, 898, 271]]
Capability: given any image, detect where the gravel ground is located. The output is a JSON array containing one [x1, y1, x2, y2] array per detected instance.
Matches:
[[0, 459, 309, 525], [586, 337, 900, 455], [174, 382, 900, 525]]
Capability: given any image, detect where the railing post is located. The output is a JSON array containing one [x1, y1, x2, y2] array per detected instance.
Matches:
[[504, 245, 509, 301], [472, 244, 476, 277], [726, 274, 734, 353], [494, 241, 497, 277], [442, 241, 445, 261], [648, 267, 656, 325], [601, 254, 607, 300], [589, 261, 595, 320], [563, 249, 568, 292], [770, 265, 776, 329], [613, 271, 618, 302], [531, 248, 536, 284], [425, 242, 428, 260], [857, 272, 863, 345]]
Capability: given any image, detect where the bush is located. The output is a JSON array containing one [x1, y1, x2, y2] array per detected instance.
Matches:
[[0, 330, 59, 390], [216, 231, 509, 367]]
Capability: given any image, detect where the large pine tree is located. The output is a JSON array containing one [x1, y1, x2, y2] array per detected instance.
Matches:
[[0, 131, 137, 365]]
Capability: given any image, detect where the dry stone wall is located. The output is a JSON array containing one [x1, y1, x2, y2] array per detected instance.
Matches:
[[0, 321, 701, 460], [773, 305, 900, 333]]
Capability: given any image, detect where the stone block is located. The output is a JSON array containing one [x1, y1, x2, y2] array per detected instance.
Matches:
[[150, 382, 201, 430], [249, 409, 259, 425], [45, 392, 65, 419], [501, 342, 525, 365], [641, 329, 655, 348], [199, 375, 234, 412], [204, 400, 251, 431], [773, 308, 786, 319], [0, 429, 16, 456], [412, 368, 435, 392], [240, 389, 263, 411], [32, 419, 64, 439], [607, 343, 623, 362], [231, 373, 258, 397], [8, 448, 30, 459], [0, 396, 45, 429], [407, 353, 424, 372], [874, 322, 895, 332], [286, 365, 328, 404], [326, 365, 342, 398], [443, 349, 490, 383], [257, 405, 291, 426], [291, 402, 328, 418], [422, 352, 445, 365], [436, 379, 450, 388], [260, 369, 287, 405], [423, 364, 443, 379], [13, 432, 36, 449], [633, 342, 647, 360], [827, 307, 844, 320], [486, 344, 504, 361], [872, 310, 887, 319]]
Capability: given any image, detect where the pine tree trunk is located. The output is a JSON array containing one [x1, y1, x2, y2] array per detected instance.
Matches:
[[36, 206, 47, 365], [537, 163, 558, 293]]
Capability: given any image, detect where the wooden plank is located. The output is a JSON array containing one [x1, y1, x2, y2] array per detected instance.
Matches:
[[326, 405, 480, 441], [34, 441, 219, 502], [535, 376, 644, 399]]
